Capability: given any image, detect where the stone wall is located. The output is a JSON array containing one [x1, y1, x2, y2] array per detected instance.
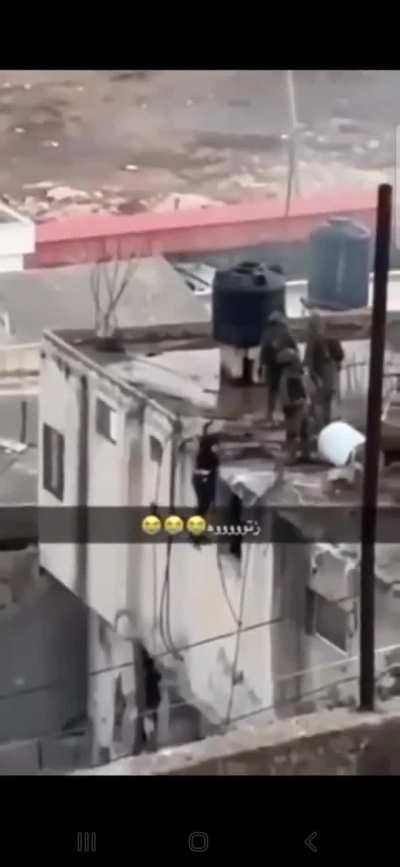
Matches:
[[72, 706, 400, 775]]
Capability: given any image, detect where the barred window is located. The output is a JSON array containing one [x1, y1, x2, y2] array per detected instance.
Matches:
[[96, 399, 117, 443], [150, 435, 163, 464], [43, 423, 64, 501]]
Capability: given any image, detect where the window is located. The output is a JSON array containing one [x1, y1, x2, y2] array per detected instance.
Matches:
[[306, 588, 348, 652], [96, 398, 117, 443], [43, 423, 65, 500], [150, 435, 163, 464]]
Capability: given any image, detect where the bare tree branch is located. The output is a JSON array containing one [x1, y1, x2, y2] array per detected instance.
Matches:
[[89, 245, 138, 338]]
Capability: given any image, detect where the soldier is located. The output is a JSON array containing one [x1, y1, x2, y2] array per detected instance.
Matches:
[[133, 645, 162, 755], [259, 310, 298, 424], [277, 347, 312, 463], [304, 312, 344, 429], [192, 426, 219, 516]]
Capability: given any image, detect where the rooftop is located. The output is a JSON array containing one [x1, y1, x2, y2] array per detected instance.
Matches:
[[45, 321, 400, 520], [49, 322, 380, 428], [0, 256, 208, 344]]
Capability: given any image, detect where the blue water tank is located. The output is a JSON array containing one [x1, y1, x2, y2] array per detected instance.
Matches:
[[308, 217, 371, 309], [212, 262, 286, 348]]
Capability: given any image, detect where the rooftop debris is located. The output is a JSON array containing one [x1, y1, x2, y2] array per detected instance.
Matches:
[[46, 185, 91, 202], [0, 438, 27, 454], [154, 193, 223, 212]]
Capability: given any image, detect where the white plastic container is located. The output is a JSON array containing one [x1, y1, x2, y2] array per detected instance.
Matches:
[[317, 421, 365, 467]]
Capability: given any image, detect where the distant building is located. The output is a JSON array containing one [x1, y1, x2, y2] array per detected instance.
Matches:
[[0, 203, 34, 273]]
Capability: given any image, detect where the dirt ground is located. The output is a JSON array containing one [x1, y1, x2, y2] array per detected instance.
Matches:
[[0, 70, 398, 220]]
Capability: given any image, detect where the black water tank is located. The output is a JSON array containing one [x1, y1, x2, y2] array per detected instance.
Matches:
[[212, 262, 286, 348], [308, 217, 371, 309]]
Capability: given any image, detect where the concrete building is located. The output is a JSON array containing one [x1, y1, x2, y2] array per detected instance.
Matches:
[[37, 255, 400, 765], [0, 390, 91, 773], [0, 203, 34, 273]]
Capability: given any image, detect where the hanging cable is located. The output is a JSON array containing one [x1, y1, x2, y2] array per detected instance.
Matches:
[[216, 548, 240, 626], [158, 420, 183, 661], [224, 541, 254, 725], [0, 613, 287, 705]]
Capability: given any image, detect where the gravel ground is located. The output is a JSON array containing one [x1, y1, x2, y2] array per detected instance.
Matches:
[[0, 70, 397, 220]]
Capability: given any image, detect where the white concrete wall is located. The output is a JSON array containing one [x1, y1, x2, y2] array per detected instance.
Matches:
[[0, 210, 34, 273], [0, 255, 23, 273], [135, 410, 275, 725], [88, 609, 136, 764], [39, 337, 276, 728], [39, 338, 146, 626], [0, 344, 39, 375], [86, 381, 128, 624], [39, 342, 83, 594]]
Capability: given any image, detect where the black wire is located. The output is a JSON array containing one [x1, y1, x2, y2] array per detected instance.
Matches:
[[216, 547, 240, 626], [165, 430, 183, 660], [158, 422, 183, 661], [151, 428, 174, 657], [0, 614, 286, 705], [225, 543, 253, 725]]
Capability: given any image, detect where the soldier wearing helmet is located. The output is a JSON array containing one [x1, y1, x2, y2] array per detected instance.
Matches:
[[304, 312, 344, 430], [277, 347, 313, 463], [259, 310, 298, 424]]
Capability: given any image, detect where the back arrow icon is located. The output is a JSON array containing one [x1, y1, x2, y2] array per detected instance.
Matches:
[[305, 832, 318, 852]]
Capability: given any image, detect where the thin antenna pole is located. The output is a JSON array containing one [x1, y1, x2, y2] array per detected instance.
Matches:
[[359, 183, 392, 711], [284, 71, 301, 217]]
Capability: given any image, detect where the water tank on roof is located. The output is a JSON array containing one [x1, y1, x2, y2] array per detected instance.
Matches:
[[308, 217, 371, 310], [212, 262, 286, 348]]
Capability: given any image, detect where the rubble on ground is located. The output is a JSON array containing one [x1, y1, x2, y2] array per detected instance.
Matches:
[[153, 193, 224, 212], [45, 186, 91, 203], [0, 186, 229, 222]]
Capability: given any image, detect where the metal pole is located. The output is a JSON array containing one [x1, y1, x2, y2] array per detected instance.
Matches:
[[285, 71, 300, 198], [359, 183, 392, 711]]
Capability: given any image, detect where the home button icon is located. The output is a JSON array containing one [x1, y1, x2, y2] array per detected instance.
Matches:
[[188, 831, 209, 853]]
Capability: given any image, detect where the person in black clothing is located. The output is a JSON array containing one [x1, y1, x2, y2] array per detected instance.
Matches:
[[192, 428, 219, 517], [134, 645, 162, 754], [259, 311, 298, 424]]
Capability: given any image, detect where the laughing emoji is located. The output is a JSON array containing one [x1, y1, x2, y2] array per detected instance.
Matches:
[[186, 515, 207, 536], [141, 514, 162, 536], [164, 515, 184, 536]]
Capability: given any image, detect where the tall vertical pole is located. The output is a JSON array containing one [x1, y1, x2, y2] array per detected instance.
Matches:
[[359, 183, 392, 711], [284, 71, 300, 217], [286, 71, 300, 195]]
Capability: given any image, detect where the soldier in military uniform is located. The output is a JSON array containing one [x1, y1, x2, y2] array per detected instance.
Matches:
[[304, 312, 344, 430], [277, 347, 313, 463], [259, 311, 298, 424]]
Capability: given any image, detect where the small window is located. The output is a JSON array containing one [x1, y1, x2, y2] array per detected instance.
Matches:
[[306, 588, 348, 652], [150, 435, 163, 464], [43, 423, 65, 501], [96, 399, 117, 443]]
